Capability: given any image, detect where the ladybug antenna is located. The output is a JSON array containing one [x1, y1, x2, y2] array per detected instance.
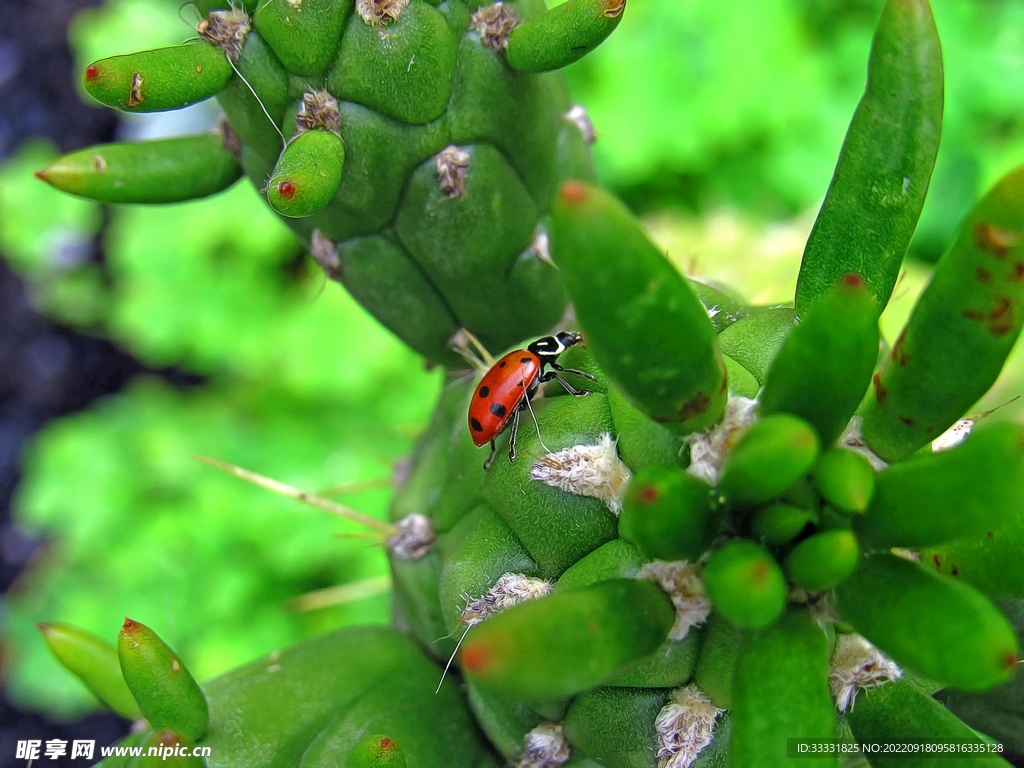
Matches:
[[436, 624, 473, 694], [523, 395, 552, 454]]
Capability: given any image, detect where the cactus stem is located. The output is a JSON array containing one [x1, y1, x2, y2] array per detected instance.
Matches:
[[288, 574, 392, 612], [654, 684, 721, 768], [529, 433, 632, 513], [471, 3, 520, 51], [828, 634, 902, 712], [193, 455, 398, 535], [518, 722, 570, 768], [638, 561, 710, 640], [565, 105, 597, 145], [435, 145, 471, 198], [683, 395, 758, 485]]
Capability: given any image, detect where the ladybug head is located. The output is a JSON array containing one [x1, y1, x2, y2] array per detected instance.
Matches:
[[528, 331, 583, 361]]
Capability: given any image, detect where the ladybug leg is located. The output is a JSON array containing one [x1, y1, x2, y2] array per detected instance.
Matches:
[[550, 361, 598, 382], [539, 370, 592, 397], [483, 440, 497, 471], [507, 405, 523, 462]]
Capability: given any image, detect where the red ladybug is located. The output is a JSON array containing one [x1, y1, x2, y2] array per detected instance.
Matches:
[[469, 331, 596, 469]]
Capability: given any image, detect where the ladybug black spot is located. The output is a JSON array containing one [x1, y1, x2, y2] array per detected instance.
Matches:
[[478, 386, 490, 398], [499, 361, 506, 368], [490, 403, 507, 418], [470, 417, 484, 432]]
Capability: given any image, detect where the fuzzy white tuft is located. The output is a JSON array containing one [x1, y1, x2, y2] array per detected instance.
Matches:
[[638, 561, 711, 640], [654, 685, 721, 768], [529, 227, 554, 266], [295, 90, 341, 134], [931, 418, 975, 452], [518, 723, 570, 768], [386, 514, 435, 559], [461, 573, 553, 627], [471, 2, 521, 50], [839, 417, 888, 471], [530, 433, 632, 514], [684, 396, 758, 485], [829, 634, 902, 712], [891, 548, 921, 562], [197, 8, 251, 62], [356, 0, 409, 25], [436, 145, 471, 198], [565, 105, 596, 145]]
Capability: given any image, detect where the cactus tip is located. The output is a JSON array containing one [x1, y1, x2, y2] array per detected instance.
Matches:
[[36, 622, 50, 633], [122, 617, 138, 632], [33, 169, 48, 181]]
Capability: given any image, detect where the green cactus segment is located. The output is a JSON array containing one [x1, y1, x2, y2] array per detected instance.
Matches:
[[266, 130, 344, 218], [465, 681, 543, 761], [860, 168, 1024, 462], [607, 384, 681, 471], [794, 0, 943, 315], [812, 448, 875, 514], [200, 626, 489, 767], [762, 275, 880, 445], [299, 672, 487, 767], [136, 730, 206, 767], [702, 541, 787, 629], [117, 619, 209, 741], [721, 356, 759, 399], [923, 512, 1024, 599], [552, 182, 726, 434], [845, 681, 1013, 768], [253, 0, 351, 77], [783, 530, 860, 591], [328, 1, 460, 125], [38, 623, 141, 720], [460, 579, 674, 700], [482, 394, 618, 579], [438, 504, 539, 632], [854, 424, 1024, 549], [750, 503, 815, 546], [835, 554, 1019, 691], [715, 308, 796, 385], [553, 539, 645, 594], [341, 734, 407, 768], [35, 135, 242, 204], [390, 550, 452, 658], [694, 614, 747, 709], [619, 466, 715, 561], [562, 687, 667, 767], [731, 609, 836, 767], [505, 0, 625, 74], [717, 414, 820, 505], [396, 144, 564, 353], [688, 281, 751, 334], [83, 44, 234, 112]]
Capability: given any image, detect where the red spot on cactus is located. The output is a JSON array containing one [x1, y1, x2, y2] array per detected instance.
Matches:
[[278, 180, 297, 200], [85, 65, 100, 82], [841, 273, 864, 288], [461, 643, 491, 673], [898, 415, 914, 426], [638, 485, 659, 503], [976, 266, 991, 282], [561, 181, 588, 205], [379, 737, 395, 751], [872, 373, 887, 404], [891, 332, 911, 367], [679, 392, 711, 420], [972, 222, 1016, 257], [1003, 652, 1018, 670]]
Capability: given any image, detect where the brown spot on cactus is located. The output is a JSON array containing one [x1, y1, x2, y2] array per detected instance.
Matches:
[[872, 373, 887, 404], [972, 222, 1018, 258], [962, 308, 986, 321], [1003, 652, 1018, 671], [1011, 262, 1024, 282], [950, 564, 959, 576], [976, 266, 992, 282], [987, 531, 994, 538], [603, 0, 626, 18], [679, 392, 711, 421], [85, 65, 100, 82], [278, 180, 296, 199], [128, 72, 144, 108], [989, 296, 1015, 336], [899, 415, 915, 426], [471, 3, 520, 51], [891, 332, 910, 366], [932, 554, 941, 568]]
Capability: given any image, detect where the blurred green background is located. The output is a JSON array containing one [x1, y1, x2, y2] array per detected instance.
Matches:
[[1, 0, 1023, 717]]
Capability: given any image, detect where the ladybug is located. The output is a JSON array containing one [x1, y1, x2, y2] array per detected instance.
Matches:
[[468, 331, 596, 469]]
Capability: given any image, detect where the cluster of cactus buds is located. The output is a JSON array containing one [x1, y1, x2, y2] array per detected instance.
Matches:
[[36, 0, 1024, 765]]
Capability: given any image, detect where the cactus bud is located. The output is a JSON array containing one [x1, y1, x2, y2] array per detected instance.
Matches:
[[750, 503, 815, 545], [702, 541, 787, 629], [783, 530, 860, 592], [619, 466, 716, 561], [253, 0, 349, 77], [812, 448, 875, 513], [347, 734, 407, 767], [267, 129, 345, 218], [717, 414, 820, 506], [505, 0, 625, 74], [118, 618, 209, 741]]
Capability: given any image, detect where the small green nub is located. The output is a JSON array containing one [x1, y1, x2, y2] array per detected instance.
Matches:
[[552, 182, 726, 435], [855, 423, 1024, 549], [812, 448, 875, 513], [717, 414, 820, 505], [619, 466, 716, 561], [348, 734, 407, 768], [506, 0, 625, 74], [38, 622, 141, 720], [460, 579, 674, 700], [761, 274, 880, 446], [117, 618, 209, 741], [36, 135, 242, 205], [750, 503, 815, 545], [253, 0, 349, 77], [267, 129, 344, 218], [835, 554, 1020, 691], [703, 540, 787, 629], [784, 530, 860, 591], [83, 43, 233, 113]]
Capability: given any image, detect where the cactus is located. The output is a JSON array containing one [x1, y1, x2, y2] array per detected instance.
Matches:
[[35, 0, 1024, 765]]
